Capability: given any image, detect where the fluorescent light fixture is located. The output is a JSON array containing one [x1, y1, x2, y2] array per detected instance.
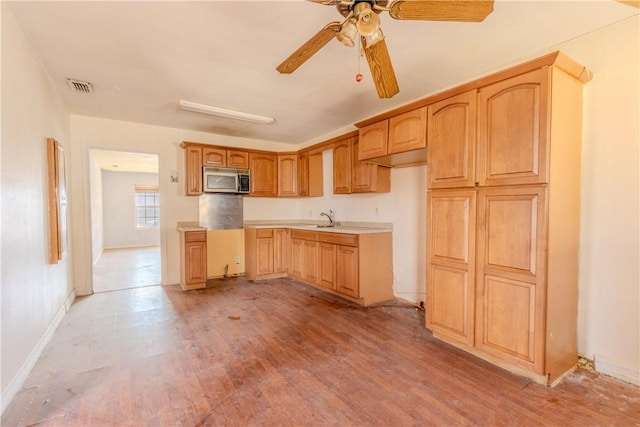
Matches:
[[178, 100, 275, 125]]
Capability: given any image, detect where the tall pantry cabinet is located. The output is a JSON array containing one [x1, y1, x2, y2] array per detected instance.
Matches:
[[426, 54, 590, 385]]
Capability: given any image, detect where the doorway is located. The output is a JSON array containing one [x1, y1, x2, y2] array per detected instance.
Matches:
[[89, 149, 162, 293]]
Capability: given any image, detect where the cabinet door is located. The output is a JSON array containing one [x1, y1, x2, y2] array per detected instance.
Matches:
[[185, 146, 203, 196], [303, 240, 319, 284], [227, 150, 249, 169], [352, 139, 390, 193], [256, 237, 274, 276], [336, 245, 359, 297], [290, 239, 304, 280], [273, 228, 289, 274], [475, 186, 547, 374], [298, 152, 309, 197], [477, 68, 550, 186], [426, 189, 476, 346], [388, 107, 427, 155], [203, 147, 226, 167], [358, 120, 388, 160], [427, 91, 477, 189], [278, 154, 298, 197], [249, 153, 277, 197], [308, 153, 324, 197], [185, 241, 207, 284], [333, 139, 352, 194], [319, 243, 336, 290]]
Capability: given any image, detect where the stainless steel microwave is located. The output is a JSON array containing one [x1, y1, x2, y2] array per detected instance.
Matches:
[[202, 166, 250, 194]]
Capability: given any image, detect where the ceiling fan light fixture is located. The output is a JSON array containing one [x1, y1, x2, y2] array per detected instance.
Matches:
[[178, 100, 275, 125], [356, 7, 380, 36], [362, 27, 384, 48], [336, 18, 358, 47]]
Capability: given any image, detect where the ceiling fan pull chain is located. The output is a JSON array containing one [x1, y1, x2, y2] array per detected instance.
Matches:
[[356, 36, 364, 82]]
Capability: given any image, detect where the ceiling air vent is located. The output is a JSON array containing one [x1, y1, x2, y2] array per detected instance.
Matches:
[[66, 78, 93, 94]]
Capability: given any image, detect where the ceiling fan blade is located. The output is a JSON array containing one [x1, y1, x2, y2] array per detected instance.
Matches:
[[276, 22, 341, 74], [363, 39, 399, 99], [306, 0, 341, 5], [389, 0, 494, 22], [615, 0, 640, 7]]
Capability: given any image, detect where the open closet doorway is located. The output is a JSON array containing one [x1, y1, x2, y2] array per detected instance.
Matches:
[[89, 149, 162, 293]]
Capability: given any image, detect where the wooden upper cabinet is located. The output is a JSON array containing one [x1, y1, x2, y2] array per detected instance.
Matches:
[[358, 120, 388, 160], [202, 147, 226, 167], [298, 152, 309, 197], [352, 139, 390, 193], [333, 138, 353, 194], [227, 150, 249, 169], [298, 152, 324, 198], [427, 90, 477, 189], [277, 154, 298, 197], [250, 152, 277, 197], [185, 146, 203, 196], [477, 68, 550, 186], [388, 107, 427, 155]]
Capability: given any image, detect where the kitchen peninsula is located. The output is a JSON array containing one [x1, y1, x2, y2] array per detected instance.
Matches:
[[244, 221, 393, 307]]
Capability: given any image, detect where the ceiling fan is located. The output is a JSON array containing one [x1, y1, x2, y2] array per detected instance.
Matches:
[[276, 0, 494, 99]]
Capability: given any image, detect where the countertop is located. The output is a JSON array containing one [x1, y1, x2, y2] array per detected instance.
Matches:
[[176, 221, 206, 232], [243, 220, 392, 235]]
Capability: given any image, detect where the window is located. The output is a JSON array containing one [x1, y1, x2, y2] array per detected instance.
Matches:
[[135, 184, 159, 228]]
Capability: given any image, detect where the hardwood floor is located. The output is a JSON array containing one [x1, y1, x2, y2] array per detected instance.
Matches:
[[93, 246, 161, 293], [3, 277, 639, 426]]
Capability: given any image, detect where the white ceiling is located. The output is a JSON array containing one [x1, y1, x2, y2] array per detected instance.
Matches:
[[91, 149, 159, 173], [7, 1, 639, 146]]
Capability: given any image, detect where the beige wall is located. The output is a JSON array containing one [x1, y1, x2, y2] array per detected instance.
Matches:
[[558, 16, 639, 385], [1, 4, 74, 410]]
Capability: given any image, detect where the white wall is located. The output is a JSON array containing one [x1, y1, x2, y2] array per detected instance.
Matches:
[[1, 3, 75, 410], [69, 115, 294, 295], [557, 16, 639, 385], [102, 170, 160, 249], [89, 153, 103, 265]]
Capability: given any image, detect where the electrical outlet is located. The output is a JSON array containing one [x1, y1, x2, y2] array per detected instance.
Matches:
[[234, 256, 240, 264], [309, 209, 313, 217], [375, 206, 379, 214]]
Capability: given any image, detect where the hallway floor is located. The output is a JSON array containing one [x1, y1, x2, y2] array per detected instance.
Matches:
[[2, 278, 639, 426], [93, 246, 160, 293]]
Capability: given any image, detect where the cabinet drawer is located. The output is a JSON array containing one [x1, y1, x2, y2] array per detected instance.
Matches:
[[319, 232, 358, 247], [256, 228, 274, 238], [185, 231, 206, 242], [290, 229, 318, 241]]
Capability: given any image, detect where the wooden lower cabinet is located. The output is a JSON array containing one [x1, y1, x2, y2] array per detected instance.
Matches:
[[179, 230, 207, 290], [245, 228, 289, 280], [246, 227, 392, 306], [292, 229, 392, 306]]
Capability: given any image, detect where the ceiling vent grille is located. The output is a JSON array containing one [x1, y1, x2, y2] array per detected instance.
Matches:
[[66, 78, 93, 94]]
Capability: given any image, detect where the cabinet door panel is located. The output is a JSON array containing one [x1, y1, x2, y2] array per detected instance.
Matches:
[[426, 189, 475, 346], [185, 241, 207, 284], [250, 153, 277, 197], [358, 121, 388, 160], [185, 146, 203, 196], [203, 147, 226, 167], [427, 91, 476, 189], [319, 243, 336, 290], [388, 107, 427, 154], [476, 186, 546, 374], [290, 239, 304, 279], [256, 238, 274, 276], [278, 154, 298, 197], [303, 240, 319, 284], [273, 229, 288, 274], [478, 275, 537, 364], [336, 245, 358, 297], [333, 139, 352, 194], [478, 68, 549, 186], [298, 152, 309, 197], [227, 150, 249, 169], [430, 265, 472, 341]]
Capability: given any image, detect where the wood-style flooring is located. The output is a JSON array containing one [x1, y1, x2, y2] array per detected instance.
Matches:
[[2, 277, 639, 426], [93, 246, 161, 293]]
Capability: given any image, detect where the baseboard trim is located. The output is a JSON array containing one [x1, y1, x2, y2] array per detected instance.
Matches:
[[596, 354, 640, 386], [1, 289, 76, 415]]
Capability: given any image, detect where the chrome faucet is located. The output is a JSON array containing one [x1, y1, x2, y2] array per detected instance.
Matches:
[[320, 209, 335, 227]]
